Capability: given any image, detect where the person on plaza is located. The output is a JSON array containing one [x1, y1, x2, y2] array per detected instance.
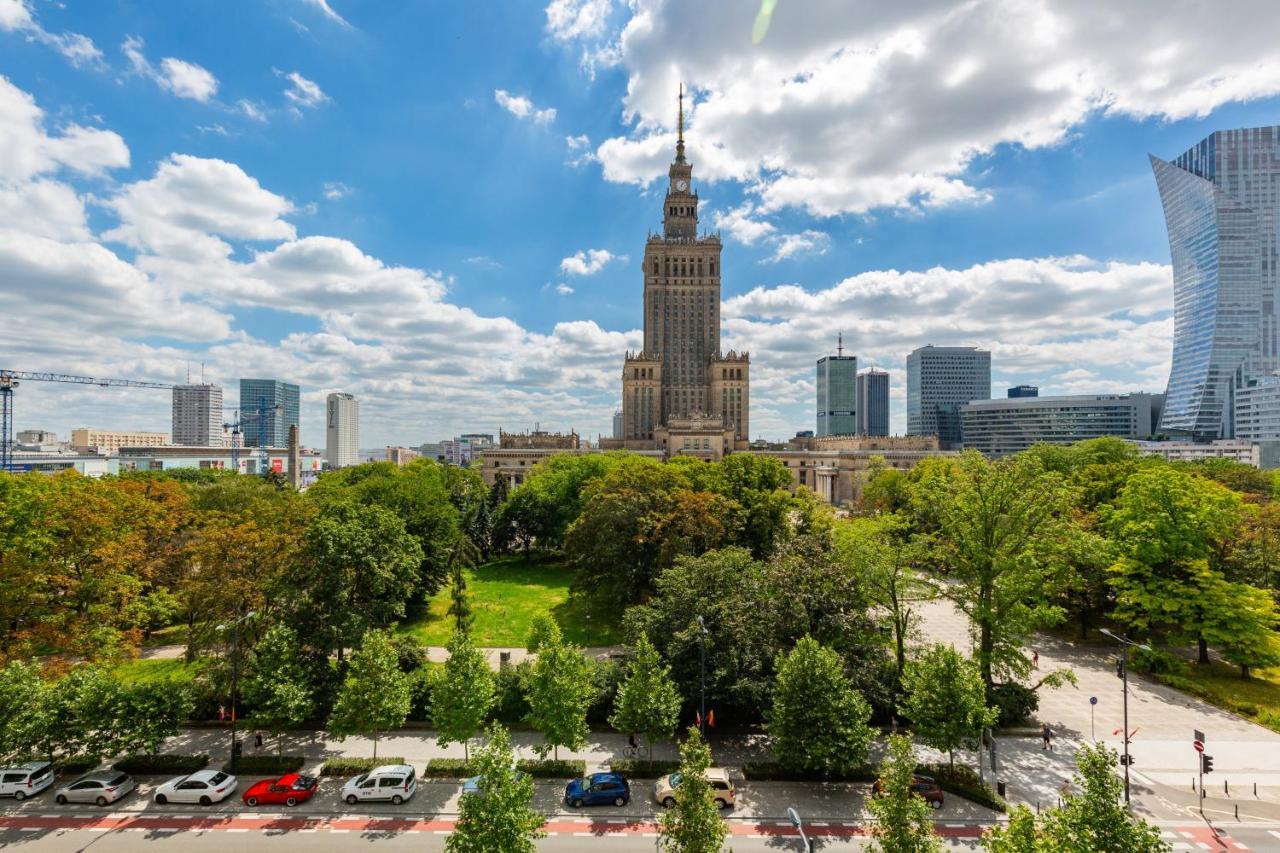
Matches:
[[1042, 723, 1053, 751], [627, 732, 638, 752], [218, 704, 226, 723], [254, 731, 264, 751], [1032, 649, 1039, 669]]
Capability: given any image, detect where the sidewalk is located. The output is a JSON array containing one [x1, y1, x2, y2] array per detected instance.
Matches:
[[141, 644, 628, 669]]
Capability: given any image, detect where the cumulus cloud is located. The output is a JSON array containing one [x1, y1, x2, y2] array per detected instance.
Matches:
[[282, 71, 329, 109], [560, 248, 623, 276], [238, 99, 267, 122], [765, 230, 829, 263], [580, 0, 1280, 218], [545, 0, 612, 41], [122, 36, 219, 102], [494, 89, 556, 124], [0, 0, 101, 67], [322, 181, 351, 200], [556, 282, 575, 295]]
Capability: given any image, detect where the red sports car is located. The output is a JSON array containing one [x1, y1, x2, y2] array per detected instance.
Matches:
[[242, 773, 319, 807]]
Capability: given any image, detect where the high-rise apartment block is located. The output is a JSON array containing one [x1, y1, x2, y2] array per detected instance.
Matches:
[[70, 428, 169, 452], [856, 369, 890, 437], [239, 379, 300, 447], [325, 392, 359, 469], [615, 88, 749, 453], [1152, 126, 1280, 439], [906, 345, 991, 446], [172, 384, 224, 446], [816, 344, 857, 437]]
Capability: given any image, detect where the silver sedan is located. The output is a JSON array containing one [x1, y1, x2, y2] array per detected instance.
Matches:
[[54, 771, 136, 806]]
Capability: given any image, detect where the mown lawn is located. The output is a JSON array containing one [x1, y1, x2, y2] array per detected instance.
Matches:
[[1158, 660, 1280, 733], [398, 555, 622, 647], [110, 657, 201, 685]]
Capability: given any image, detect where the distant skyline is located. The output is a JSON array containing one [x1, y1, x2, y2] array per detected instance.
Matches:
[[3, 1, 1280, 445]]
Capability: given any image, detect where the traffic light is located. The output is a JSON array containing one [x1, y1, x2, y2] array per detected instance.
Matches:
[[1201, 754, 1214, 774], [1120, 754, 1135, 766]]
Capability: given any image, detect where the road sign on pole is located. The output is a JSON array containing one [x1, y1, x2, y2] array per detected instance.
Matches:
[[1194, 729, 1205, 743], [1193, 740, 1204, 753]]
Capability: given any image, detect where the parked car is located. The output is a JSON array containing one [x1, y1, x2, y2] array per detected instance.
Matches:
[[462, 771, 527, 796], [340, 764, 417, 805], [871, 774, 944, 808], [654, 767, 735, 809], [153, 770, 238, 805], [54, 771, 135, 806], [0, 761, 54, 801], [564, 772, 630, 808], [242, 773, 319, 807]]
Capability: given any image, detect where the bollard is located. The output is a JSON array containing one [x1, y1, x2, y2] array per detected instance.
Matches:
[[1225, 780, 1229, 796], [1192, 777, 1196, 791], [1255, 782, 1258, 797], [1235, 804, 1239, 820], [1036, 801, 1040, 814]]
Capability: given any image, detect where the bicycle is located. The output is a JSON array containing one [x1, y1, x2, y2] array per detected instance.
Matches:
[[622, 744, 642, 759]]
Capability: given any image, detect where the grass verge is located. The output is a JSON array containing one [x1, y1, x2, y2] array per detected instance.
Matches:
[[1154, 660, 1280, 733], [110, 657, 200, 685]]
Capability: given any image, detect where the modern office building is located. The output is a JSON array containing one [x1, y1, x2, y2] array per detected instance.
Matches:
[[325, 392, 360, 469], [70, 428, 169, 452], [440, 434, 495, 466], [1236, 375, 1280, 441], [856, 368, 890, 437], [172, 384, 224, 446], [960, 392, 1163, 457], [906, 345, 991, 446], [1133, 439, 1276, 469], [1151, 126, 1280, 439], [612, 410, 624, 440], [816, 339, 857, 437], [239, 379, 300, 447], [1007, 385, 1039, 398]]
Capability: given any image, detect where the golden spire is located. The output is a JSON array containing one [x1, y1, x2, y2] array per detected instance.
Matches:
[[675, 83, 687, 163]]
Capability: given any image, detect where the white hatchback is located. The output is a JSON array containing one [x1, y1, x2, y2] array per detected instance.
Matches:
[[340, 764, 417, 805], [153, 770, 238, 806]]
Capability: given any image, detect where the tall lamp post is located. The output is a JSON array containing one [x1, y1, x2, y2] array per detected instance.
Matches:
[[1099, 628, 1151, 805], [217, 610, 256, 772], [696, 616, 709, 735]]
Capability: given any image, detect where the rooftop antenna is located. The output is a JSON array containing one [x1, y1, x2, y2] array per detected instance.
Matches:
[[186, 362, 191, 383], [837, 332, 844, 357], [200, 362, 205, 384]]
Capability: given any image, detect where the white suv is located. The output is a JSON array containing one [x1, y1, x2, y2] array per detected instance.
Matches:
[[341, 764, 417, 805], [0, 761, 54, 801]]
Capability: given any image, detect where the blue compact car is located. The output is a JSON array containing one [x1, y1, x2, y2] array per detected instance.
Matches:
[[563, 772, 630, 808]]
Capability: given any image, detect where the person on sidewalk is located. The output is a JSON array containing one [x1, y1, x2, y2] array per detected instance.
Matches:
[[1032, 650, 1039, 669], [1042, 723, 1053, 751], [254, 731, 263, 751]]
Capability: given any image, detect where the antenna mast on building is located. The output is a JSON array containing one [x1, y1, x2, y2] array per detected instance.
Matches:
[[837, 332, 844, 357]]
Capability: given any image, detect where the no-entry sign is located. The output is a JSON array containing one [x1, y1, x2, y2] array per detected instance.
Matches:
[[1193, 739, 1205, 753]]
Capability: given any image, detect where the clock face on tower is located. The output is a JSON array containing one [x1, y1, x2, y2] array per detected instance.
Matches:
[[675, 179, 688, 192]]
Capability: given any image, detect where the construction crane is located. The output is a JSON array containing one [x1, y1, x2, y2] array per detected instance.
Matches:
[[0, 369, 175, 472], [222, 400, 283, 474]]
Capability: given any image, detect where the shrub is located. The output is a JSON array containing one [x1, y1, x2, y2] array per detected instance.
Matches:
[[408, 668, 434, 722], [318, 757, 407, 777], [1131, 647, 1184, 676], [492, 661, 531, 725], [918, 762, 1006, 813], [607, 758, 680, 778], [423, 758, 474, 778], [516, 758, 586, 778], [392, 635, 430, 674], [57, 757, 101, 776], [741, 762, 875, 782], [988, 682, 1038, 727], [586, 658, 624, 726], [113, 754, 209, 775], [1256, 710, 1280, 733], [222, 755, 305, 774]]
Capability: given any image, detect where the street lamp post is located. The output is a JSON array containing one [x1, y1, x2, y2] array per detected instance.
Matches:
[[217, 610, 256, 772], [696, 616, 709, 735], [1099, 628, 1151, 806], [787, 807, 813, 853]]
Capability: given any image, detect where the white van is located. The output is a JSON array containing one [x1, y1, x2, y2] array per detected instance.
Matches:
[[341, 764, 417, 805], [0, 761, 54, 801]]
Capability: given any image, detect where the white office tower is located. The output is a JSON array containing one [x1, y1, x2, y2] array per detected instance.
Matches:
[[325, 392, 360, 469], [172, 384, 224, 446]]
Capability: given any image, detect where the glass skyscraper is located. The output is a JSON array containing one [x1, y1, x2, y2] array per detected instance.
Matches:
[[239, 378, 300, 448], [1151, 126, 1280, 439], [906, 345, 990, 446], [856, 368, 890, 437], [816, 353, 857, 437]]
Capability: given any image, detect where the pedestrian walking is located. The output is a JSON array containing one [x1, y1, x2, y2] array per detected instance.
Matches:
[[1042, 723, 1053, 751], [218, 704, 227, 723], [254, 731, 264, 751], [1032, 650, 1039, 669]]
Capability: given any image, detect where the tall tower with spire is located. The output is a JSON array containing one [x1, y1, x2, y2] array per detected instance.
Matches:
[[617, 86, 750, 453]]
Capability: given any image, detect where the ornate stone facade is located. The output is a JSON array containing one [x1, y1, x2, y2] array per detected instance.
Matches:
[[614, 88, 749, 457]]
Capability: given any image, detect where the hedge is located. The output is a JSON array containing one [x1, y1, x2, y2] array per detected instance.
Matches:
[[516, 758, 586, 778], [607, 759, 680, 778], [113, 754, 209, 775], [318, 757, 407, 777], [918, 763, 1006, 813], [221, 755, 305, 774], [57, 757, 102, 776], [741, 762, 875, 782], [423, 759, 475, 778]]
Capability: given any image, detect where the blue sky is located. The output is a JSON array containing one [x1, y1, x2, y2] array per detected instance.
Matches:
[[3, 0, 1280, 446]]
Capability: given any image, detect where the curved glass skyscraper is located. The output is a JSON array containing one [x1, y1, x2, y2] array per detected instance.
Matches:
[[1151, 127, 1279, 439]]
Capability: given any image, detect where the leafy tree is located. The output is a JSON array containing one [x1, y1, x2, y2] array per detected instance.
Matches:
[[0, 661, 49, 761], [447, 560, 473, 634], [290, 501, 423, 661], [717, 453, 795, 559], [766, 635, 874, 776], [915, 452, 1072, 688], [116, 680, 195, 757], [432, 629, 496, 761], [241, 624, 314, 756], [446, 723, 544, 853], [868, 733, 943, 853], [327, 629, 412, 758], [468, 499, 495, 560], [525, 629, 594, 760], [983, 743, 1168, 852], [901, 644, 996, 771], [496, 453, 626, 551], [609, 634, 681, 759], [659, 727, 727, 853], [1221, 503, 1280, 592]]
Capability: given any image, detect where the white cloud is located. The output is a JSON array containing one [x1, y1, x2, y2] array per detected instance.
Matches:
[[765, 230, 829, 263], [556, 283, 575, 295], [566, 133, 597, 166], [560, 248, 623, 276], [545, 0, 612, 41], [494, 89, 556, 124], [322, 181, 351, 200], [582, 0, 1280, 218], [301, 0, 351, 28], [0, 0, 101, 67], [713, 203, 775, 245], [238, 99, 267, 122], [122, 36, 218, 102], [283, 71, 328, 109]]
